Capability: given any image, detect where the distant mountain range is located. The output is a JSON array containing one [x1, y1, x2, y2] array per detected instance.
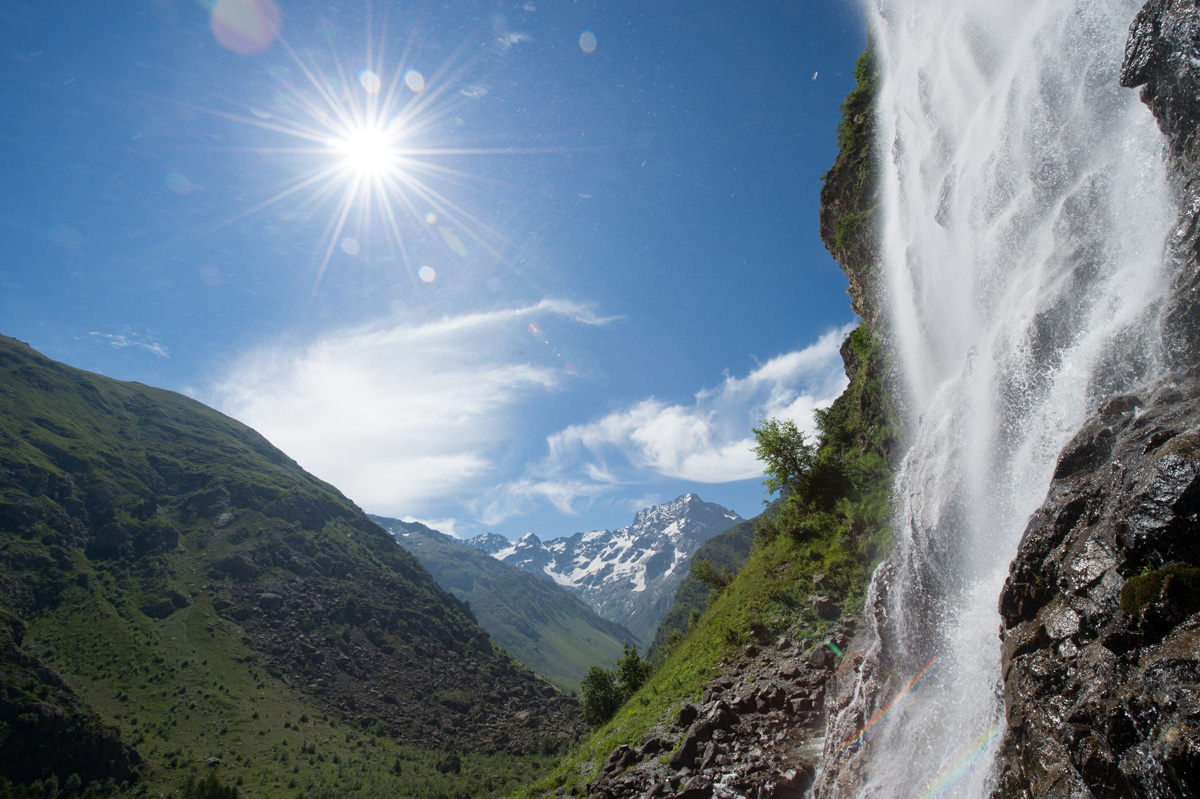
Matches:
[[465, 494, 744, 647], [0, 334, 581, 795], [372, 515, 637, 691]]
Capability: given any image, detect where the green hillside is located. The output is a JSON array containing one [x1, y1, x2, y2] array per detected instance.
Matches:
[[648, 516, 756, 658], [373, 517, 637, 692], [0, 334, 582, 798]]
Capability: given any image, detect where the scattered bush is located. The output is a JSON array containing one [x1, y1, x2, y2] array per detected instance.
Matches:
[[580, 644, 652, 727]]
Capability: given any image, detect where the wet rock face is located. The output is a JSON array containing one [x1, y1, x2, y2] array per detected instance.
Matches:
[[1121, 0, 1200, 170], [1122, 0, 1200, 371], [988, 6, 1200, 793], [572, 620, 857, 799], [991, 381, 1200, 798]]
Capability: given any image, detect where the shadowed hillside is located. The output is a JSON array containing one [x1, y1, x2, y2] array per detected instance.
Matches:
[[0, 334, 582, 797]]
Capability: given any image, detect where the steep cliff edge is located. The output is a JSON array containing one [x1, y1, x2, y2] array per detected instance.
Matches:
[[988, 3, 1200, 796]]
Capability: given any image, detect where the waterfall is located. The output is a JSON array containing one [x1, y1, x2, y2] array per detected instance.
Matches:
[[818, 1, 1175, 796]]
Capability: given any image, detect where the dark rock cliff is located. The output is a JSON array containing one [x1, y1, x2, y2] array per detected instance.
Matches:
[[988, 2, 1200, 795]]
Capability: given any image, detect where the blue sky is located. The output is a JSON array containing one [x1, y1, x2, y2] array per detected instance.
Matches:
[[1, 0, 865, 539]]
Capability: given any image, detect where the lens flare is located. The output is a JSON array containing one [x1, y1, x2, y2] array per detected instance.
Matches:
[[579, 29, 597, 53], [328, 120, 401, 177], [191, 9, 565, 297], [165, 171, 194, 194], [47, 225, 82, 248], [211, 0, 281, 55], [359, 69, 381, 94]]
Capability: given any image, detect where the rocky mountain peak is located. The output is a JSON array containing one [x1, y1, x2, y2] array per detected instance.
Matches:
[[466, 496, 744, 647]]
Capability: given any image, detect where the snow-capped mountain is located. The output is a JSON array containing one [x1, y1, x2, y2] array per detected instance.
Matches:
[[466, 494, 744, 647]]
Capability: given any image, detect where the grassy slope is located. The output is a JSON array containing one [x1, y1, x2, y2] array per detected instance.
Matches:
[[0, 335, 575, 798], [510, 48, 891, 797], [647, 517, 756, 659], [374, 517, 637, 692]]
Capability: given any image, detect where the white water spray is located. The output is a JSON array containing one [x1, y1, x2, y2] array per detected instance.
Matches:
[[820, 1, 1175, 796]]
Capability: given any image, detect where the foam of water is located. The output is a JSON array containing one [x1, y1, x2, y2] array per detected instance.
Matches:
[[818, 1, 1175, 796]]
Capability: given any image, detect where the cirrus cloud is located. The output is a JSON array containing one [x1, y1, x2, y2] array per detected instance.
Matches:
[[211, 299, 611, 517]]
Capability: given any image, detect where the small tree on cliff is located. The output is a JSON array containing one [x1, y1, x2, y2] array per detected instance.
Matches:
[[615, 643, 651, 696], [752, 416, 852, 542], [752, 418, 818, 498]]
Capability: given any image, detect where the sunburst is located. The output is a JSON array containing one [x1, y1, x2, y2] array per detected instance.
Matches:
[[201, 6, 524, 294]]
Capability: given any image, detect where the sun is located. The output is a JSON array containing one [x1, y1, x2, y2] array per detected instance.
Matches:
[[329, 119, 403, 178], [198, 26, 523, 295]]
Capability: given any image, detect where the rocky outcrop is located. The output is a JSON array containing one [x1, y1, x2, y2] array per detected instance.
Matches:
[[209, 523, 585, 755], [1121, 0, 1200, 372], [987, 3, 1200, 795], [573, 618, 857, 799], [819, 49, 882, 327], [991, 384, 1200, 797]]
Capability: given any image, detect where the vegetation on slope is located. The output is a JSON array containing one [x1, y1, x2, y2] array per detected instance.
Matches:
[[374, 516, 637, 692], [0, 334, 581, 798], [648, 518, 755, 659]]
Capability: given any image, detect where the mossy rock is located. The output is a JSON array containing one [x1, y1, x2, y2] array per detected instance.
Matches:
[[1120, 562, 1200, 616]]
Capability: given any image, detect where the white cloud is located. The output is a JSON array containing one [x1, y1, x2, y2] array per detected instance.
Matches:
[[496, 31, 532, 51], [472, 475, 626, 527], [398, 515, 469, 540], [211, 299, 608, 518], [88, 330, 169, 358], [478, 323, 855, 523]]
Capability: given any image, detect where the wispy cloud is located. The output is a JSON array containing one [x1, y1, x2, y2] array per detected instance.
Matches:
[[211, 299, 610, 517], [88, 331, 169, 358], [495, 31, 532, 51], [473, 324, 855, 524]]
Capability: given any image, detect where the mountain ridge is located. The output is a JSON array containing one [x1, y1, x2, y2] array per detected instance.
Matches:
[[371, 514, 637, 691], [465, 494, 744, 647]]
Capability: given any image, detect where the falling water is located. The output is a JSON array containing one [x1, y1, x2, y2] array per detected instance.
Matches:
[[819, 1, 1175, 797]]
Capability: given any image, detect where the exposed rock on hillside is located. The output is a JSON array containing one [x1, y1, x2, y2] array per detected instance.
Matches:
[[571, 618, 858, 799]]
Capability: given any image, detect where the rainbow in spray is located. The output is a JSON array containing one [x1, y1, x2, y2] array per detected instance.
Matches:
[[915, 720, 1003, 798], [836, 656, 940, 754]]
